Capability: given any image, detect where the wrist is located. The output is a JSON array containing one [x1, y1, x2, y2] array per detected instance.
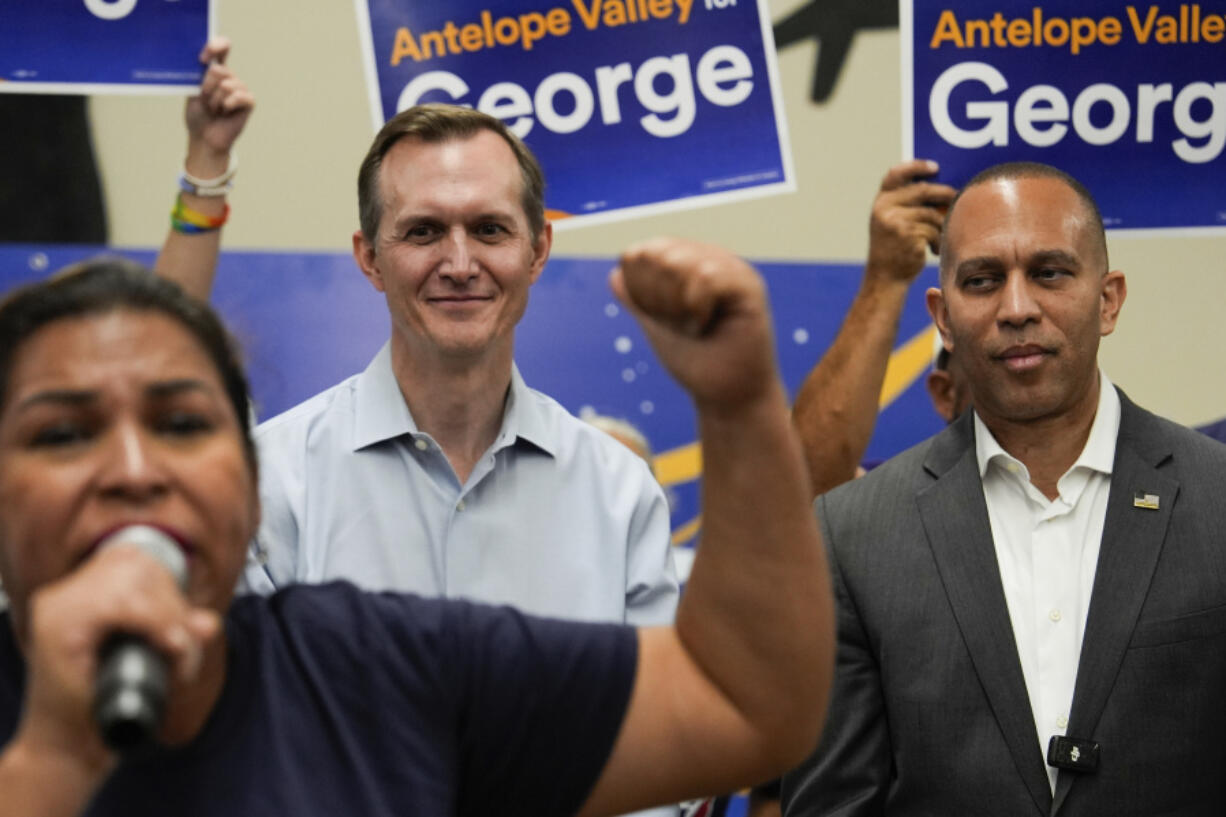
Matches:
[[1, 729, 113, 810], [695, 379, 789, 428], [859, 265, 918, 302], [183, 146, 231, 181], [180, 151, 237, 198], [171, 192, 229, 233], [863, 257, 923, 284]]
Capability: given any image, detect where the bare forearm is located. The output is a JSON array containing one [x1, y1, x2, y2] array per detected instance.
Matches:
[[0, 739, 106, 817], [154, 145, 228, 300], [582, 239, 835, 815], [791, 273, 911, 496], [155, 38, 251, 301], [155, 226, 222, 301], [582, 390, 833, 815], [678, 384, 834, 768]]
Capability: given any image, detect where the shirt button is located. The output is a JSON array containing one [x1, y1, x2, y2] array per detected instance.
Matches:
[[414, 438, 428, 451], [1057, 715, 1069, 729], [1049, 609, 1062, 622], [456, 500, 466, 511], [1006, 463, 1020, 474]]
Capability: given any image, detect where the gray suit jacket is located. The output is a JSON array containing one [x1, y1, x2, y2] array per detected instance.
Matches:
[[783, 390, 1226, 816]]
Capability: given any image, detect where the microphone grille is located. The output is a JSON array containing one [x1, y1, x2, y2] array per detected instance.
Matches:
[[97, 525, 187, 588]]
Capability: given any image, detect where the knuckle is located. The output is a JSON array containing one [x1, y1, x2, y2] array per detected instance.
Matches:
[[113, 590, 155, 622]]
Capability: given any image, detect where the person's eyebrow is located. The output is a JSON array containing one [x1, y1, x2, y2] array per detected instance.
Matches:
[[12, 389, 96, 413], [954, 256, 1004, 279], [12, 379, 216, 414], [146, 378, 216, 400], [1028, 249, 1082, 270]]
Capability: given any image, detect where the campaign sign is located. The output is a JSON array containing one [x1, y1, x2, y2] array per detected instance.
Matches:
[[0, 0, 210, 94], [903, 0, 1226, 231], [355, 0, 794, 226]]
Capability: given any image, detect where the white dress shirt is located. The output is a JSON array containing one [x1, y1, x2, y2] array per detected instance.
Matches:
[[975, 373, 1120, 791]]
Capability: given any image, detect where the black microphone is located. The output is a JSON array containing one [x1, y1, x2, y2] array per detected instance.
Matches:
[[91, 525, 187, 752]]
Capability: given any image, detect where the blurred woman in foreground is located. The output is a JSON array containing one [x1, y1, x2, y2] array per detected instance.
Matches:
[[0, 247, 832, 817]]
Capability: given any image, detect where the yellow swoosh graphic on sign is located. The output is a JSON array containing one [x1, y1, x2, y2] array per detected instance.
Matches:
[[879, 325, 939, 409], [655, 324, 939, 550], [670, 515, 702, 547], [654, 441, 702, 488]]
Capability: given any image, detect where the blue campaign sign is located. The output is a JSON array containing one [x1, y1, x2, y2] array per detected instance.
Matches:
[[903, 0, 1226, 232], [355, 0, 794, 226], [0, 0, 210, 94]]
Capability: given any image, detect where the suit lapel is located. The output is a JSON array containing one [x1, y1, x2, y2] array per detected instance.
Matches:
[[1052, 395, 1178, 813], [917, 416, 1053, 816]]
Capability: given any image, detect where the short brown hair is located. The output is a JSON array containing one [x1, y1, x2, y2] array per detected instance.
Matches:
[[357, 104, 546, 244]]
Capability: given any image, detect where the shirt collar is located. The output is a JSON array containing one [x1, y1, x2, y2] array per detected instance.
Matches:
[[496, 364, 557, 457], [353, 342, 416, 450], [974, 370, 1121, 479], [352, 342, 556, 457]]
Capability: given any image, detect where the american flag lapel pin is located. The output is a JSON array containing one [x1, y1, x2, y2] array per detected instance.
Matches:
[[1133, 491, 1160, 510]]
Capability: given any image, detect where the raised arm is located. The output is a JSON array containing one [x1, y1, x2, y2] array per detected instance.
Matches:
[[579, 238, 835, 816], [791, 160, 955, 497], [154, 37, 254, 300]]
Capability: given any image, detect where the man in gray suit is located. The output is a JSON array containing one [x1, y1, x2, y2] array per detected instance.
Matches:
[[783, 161, 1226, 816]]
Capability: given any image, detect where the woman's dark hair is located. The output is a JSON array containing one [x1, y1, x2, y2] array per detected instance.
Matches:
[[0, 256, 256, 469]]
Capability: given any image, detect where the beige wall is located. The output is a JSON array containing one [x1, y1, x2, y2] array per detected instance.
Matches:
[[90, 0, 1226, 426]]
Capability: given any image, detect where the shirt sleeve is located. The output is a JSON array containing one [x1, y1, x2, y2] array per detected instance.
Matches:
[[248, 421, 307, 591], [270, 585, 639, 817], [624, 462, 680, 627], [443, 601, 639, 817]]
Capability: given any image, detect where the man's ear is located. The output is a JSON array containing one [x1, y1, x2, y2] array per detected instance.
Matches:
[[925, 287, 953, 355], [1099, 270, 1126, 336], [926, 369, 958, 424], [352, 230, 385, 293], [528, 221, 553, 285]]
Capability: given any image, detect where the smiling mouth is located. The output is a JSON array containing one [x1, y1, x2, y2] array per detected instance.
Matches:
[[428, 295, 492, 304]]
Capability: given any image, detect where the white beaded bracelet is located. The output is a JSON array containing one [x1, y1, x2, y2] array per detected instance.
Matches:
[[178, 154, 237, 197]]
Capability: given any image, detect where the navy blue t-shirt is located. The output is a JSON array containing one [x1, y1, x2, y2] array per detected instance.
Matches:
[[0, 582, 637, 816]]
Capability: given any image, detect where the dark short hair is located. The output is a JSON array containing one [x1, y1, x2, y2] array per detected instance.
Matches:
[[940, 161, 1109, 275], [0, 256, 256, 471], [357, 103, 546, 245]]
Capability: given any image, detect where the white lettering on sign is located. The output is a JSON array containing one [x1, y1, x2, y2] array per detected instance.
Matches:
[[84, 0, 138, 21], [929, 61, 1225, 163]]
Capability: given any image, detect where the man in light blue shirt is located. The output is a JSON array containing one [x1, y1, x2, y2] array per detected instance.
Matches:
[[243, 103, 679, 631], [154, 60, 679, 817]]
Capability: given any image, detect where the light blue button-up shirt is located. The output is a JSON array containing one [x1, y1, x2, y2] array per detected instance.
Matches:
[[243, 342, 679, 626]]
